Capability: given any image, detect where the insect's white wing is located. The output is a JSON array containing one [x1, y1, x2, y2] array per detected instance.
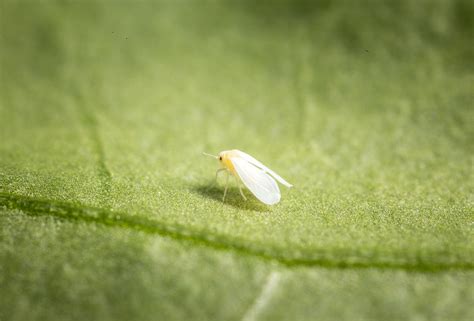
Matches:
[[236, 150, 293, 187], [231, 157, 281, 205]]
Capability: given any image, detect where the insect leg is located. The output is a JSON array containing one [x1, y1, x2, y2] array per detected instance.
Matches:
[[222, 173, 229, 202], [238, 181, 247, 201], [215, 168, 226, 181]]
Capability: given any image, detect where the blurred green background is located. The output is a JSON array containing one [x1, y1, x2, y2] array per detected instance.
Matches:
[[1, 0, 473, 320]]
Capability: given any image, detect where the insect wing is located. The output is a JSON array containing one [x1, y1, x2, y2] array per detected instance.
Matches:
[[236, 150, 292, 187], [231, 157, 280, 205]]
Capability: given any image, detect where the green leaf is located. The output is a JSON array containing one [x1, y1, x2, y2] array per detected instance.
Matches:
[[1, 1, 473, 320]]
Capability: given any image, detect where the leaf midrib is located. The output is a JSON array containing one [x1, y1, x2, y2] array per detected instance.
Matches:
[[1, 192, 471, 272]]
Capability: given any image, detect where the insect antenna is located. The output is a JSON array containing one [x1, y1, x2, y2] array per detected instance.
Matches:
[[202, 152, 218, 159]]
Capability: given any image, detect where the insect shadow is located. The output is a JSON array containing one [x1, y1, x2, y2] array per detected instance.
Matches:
[[190, 181, 269, 213]]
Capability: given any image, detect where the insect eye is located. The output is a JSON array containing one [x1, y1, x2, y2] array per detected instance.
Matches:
[[219, 156, 222, 161]]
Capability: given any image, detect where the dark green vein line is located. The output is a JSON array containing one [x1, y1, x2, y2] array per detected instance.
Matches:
[[61, 45, 112, 200], [69, 81, 112, 204], [77, 106, 112, 194], [0, 192, 472, 272]]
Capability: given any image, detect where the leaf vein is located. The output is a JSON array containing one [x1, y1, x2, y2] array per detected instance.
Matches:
[[0, 192, 472, 272]]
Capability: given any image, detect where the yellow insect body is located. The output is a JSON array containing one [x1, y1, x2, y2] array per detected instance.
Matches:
[[218, 150, 239, 175], [204, 149, 292, 205]]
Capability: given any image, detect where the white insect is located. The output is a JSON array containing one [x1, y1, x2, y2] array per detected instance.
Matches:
[[203, 149, 292, 205]]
